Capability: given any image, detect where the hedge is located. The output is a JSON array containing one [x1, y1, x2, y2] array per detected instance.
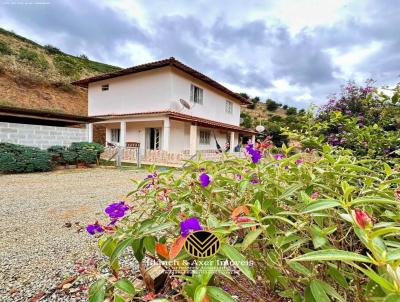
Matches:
[[0, 143, 52, 173], [0, 142, 104, 173]]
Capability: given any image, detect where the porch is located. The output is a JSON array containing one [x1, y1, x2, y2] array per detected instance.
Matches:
[[87, 112, 256, 166]]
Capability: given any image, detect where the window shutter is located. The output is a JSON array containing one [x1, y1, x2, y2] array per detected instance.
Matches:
[[190, 84, 194, 102]]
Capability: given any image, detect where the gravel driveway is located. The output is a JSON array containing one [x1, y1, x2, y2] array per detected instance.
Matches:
[[0, 168, 147, 302]]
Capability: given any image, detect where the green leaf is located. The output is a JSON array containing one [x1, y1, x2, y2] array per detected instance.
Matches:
[[278, 183, 303, 200], [114, 278, 135, 295], [304, 286, 316, 302], [207, 286, 235, 302], [288, 262, 311, 275], [350, 197, 399, 207], [242, 228, 263, 251], [327, 267, 348, 288], [114, 294, 126, 302], [370, 227, 400, 239], [387, 249, 400, 262], [220, 245, 254, 282], [132, 238, 145, 263], [310, 280, 330, 302], [110, 238, 133, 265], [311, 225, 328, 249], [194, 285, 207, 302], [301, 199, 341, 214], [385, 294, 400, 302], [290, 249, 372, 263], [88, 279, 106, 302], [318, 280, 346, 302], [143, 236, 156, 255], [354, 264, 395, 292]]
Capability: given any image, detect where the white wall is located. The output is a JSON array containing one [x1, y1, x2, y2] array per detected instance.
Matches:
[[88, 66, 242, 126], [88, 67, 173, 116], [0, 122, 88, 149], [171, 68, 241, 126]]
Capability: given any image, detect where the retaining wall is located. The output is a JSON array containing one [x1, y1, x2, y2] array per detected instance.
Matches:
[[0, 122, 89, 149]]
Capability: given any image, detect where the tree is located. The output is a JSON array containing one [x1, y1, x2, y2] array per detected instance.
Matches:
[[240, 112, 253, 129], [266, 99, 279, 111], [286, 107, 297, 115]]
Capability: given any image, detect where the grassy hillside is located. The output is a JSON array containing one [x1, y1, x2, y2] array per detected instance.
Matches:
[[0, 27, 121, 115]]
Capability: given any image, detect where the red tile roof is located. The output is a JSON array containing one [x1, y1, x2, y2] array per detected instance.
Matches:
[[93, 110, 257, 134], [71, 57, 251, 105]]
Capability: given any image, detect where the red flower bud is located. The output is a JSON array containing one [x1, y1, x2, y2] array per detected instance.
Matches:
[[354, 208, 372, 229]]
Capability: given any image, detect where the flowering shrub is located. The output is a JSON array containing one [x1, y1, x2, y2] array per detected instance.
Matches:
[[87, 144, 400, 301], [286, 82, 400, 160]]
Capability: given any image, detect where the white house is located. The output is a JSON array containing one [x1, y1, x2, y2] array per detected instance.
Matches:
[[73, 57, 256, 159]]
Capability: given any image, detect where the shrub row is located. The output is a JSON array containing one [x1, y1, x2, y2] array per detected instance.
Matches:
[[0, 142, 104, 173]]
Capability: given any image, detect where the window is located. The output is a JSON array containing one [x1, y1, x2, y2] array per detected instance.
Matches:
[[190, 84, 203, 104], [110, 129, 120, 142], [225, 100, 233, 114], [199, 130, 210, 145], [102, 84, 109, 91]]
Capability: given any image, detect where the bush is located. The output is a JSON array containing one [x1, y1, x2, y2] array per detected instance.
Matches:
[[287, 82, 400, 159], [43, 44, 62, 55], [47, 145, 66, 165], [286, 106, 297, 115], [266, 99, 279, 111], [61, 150, 77, 164], [85, 145, 400, 301], [240, 112, 253, 129], [0, 143, 52, 173], [53, 55, 83, 78], [69, 142, 104, 165], [0, 41, 12, 55], [18, 48, 49, 70], [69, 141, 104, 155], [76, 149, 97, 164]]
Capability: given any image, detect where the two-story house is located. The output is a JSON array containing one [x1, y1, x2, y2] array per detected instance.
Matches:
[[72, 57, 256, 157]]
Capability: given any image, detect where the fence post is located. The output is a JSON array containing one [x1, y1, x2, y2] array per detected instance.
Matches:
[[116, 147, 122, 167], [137, 147, 141, 168]]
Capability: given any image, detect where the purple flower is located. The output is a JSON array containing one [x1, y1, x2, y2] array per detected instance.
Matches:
[[86, 222, 103, 235], [145, 173, 157, 179], [235, 174, 243, 181], [295, 159, 303, 165], [250, 178, 259, 184], [199, 167, 206, 173], [105, 201, 129, 219], [180, 217, 203, 237], [273, 153, 285, 160], [199, 173, 211, 187], [284, 166, 289, 170], [246, 143, 262, 164]]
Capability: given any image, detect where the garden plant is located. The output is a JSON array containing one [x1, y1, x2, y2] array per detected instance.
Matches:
[[85, 142, 400, 302]]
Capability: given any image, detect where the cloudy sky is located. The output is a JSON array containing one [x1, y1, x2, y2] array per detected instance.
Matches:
[[1, 0, 399, 107]]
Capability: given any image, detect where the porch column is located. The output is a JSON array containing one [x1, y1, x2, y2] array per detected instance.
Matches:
[[87, 123, 93, 143], [189, 123, 197, 155], [230, 131, 235, 153], [105, 128, 111, 145], [162, 117, 170, 152], [120, 121, 126, 147], [251, 134, 256, 145]]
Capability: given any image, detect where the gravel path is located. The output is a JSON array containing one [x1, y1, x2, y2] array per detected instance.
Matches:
[[0, 168, 147, 302]]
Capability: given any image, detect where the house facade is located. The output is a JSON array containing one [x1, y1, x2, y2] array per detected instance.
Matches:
[[73, 58, 256, 158]]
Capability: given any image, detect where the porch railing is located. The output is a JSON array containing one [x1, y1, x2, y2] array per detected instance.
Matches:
[[101, 147, 245, 166]]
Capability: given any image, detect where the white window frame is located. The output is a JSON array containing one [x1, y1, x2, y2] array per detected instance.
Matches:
[[110, 128, 120, 143], [190, 84, 203, 105], [199, 130, 211, 145], [225, 100, 233, 114]]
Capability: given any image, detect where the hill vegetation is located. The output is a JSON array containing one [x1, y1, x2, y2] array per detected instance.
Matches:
[[239, 93, 305, 146], [0, 27, 121, 115]]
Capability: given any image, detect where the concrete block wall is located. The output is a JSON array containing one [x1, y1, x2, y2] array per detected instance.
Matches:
[[0, 122, 89, 149]]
